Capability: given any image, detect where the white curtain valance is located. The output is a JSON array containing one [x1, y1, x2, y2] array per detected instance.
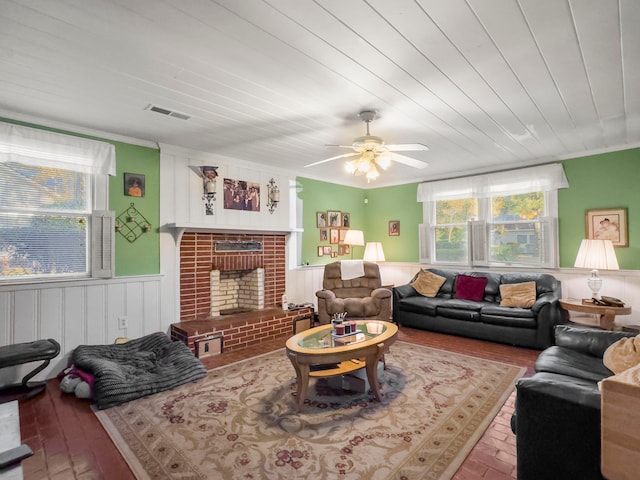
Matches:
[[0, 122, 116, 175], [417, 163, 569, 202]]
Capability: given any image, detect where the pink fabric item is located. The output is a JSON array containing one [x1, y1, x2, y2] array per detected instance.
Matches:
[[68, 367, 95, 388], [454, 274, 488, 302]]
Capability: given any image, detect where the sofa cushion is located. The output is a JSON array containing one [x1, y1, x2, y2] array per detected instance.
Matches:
[[438, 300, 484, 322], [411, 269, 446, 297], [603, 334, 640, 374], [534, 345, 613, 383], [499, 281, 536, 308], [454, 274, 488, 301], [426, 268, 458, 297], [480, 304, 537, 328], [396, 296, 450, 316]]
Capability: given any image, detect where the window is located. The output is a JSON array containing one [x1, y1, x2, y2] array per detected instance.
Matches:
[[0, 122, 116, 281], [418, 164, 568, 268], [434, 198, 477, 263]]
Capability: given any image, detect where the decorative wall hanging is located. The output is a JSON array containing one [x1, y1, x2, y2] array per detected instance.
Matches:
[[586, 208, 628, 247], [266, 178, 280, 214], [115, 203, 152, 243], [223, 178, 260, 211], [389, 220, 400, 236], [189, 166, 218, 215], [124, 173, 144, 197]]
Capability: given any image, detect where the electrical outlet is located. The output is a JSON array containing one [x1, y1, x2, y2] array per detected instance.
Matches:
[[118, 316, 128, 329]]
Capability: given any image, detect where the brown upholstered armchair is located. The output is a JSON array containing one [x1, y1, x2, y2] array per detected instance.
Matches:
[[315, 261, 392, 324]]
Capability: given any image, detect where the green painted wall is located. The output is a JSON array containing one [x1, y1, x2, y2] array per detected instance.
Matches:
[[109, 141, 160, 276], [559, 148, 640, 269], [297, 178, 422, 263], [296, 178, 366, 264], [363, 183, 422, 262], [1, 117, 160, 276], [300, 147, 640, 270]]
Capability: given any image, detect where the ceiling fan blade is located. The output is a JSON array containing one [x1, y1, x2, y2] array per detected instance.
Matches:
[[385, 143, 429, 152], [304, 152, 359, 168], [390, 153, 429, 169], [325, 144, 356, 148]]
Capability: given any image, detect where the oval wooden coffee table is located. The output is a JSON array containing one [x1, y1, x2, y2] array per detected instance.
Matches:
[[285, 320, 398, 410]]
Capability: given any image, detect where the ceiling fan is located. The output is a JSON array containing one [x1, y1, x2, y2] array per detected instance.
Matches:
[[304, 110, 429, 181]]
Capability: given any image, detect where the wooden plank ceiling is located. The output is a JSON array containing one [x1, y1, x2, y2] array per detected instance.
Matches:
[[0, 0, 638, 187]]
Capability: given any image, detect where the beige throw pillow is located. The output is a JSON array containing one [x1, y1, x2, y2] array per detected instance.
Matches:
[[499, 281, 536, 308], [603, 335, 640, 374], [411, 270, 446, 297]]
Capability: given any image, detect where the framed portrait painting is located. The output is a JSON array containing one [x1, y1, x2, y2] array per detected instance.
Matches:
[[389, 220, 400, 236], [124, 173, 145, 197], [586, 208, 628, 247], [316, 211, 327, 228], [327, 211, 342, 227]]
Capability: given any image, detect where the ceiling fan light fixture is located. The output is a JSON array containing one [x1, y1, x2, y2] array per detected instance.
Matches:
[[357, 159, 371, 173], [366, 165, 380, 181], [345, 161, 357, 174], [377, 154, 391, 169]]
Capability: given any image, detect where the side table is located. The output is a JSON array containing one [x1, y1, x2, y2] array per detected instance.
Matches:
[[559, 298, 632, 330]]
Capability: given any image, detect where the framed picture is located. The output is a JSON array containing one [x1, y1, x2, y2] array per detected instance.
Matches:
[[319, 228, 328, 241], [389, 220, 400, 236], [330, 228, 339, 244], [338, 245, 347, 255], [331, 251, 338, 258], [328, 211, 342, 227], [339, 229, 348, 242], [124, 173, 145, 197], [223, 178, 260, 211], [316, 211, 327, 228], [323, 246, 332, 255], [342, 212, 351, 228], [343, 244, 350, 254], [586, 208, 628, 247], [317, 246, 324, 257]]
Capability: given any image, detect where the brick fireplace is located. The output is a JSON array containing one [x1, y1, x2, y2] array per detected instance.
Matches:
[[179, 232, 286, 320], [173, 231, 309, 354]]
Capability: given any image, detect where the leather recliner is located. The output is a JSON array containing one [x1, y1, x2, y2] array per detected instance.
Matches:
[[315, 261, 391, 325]]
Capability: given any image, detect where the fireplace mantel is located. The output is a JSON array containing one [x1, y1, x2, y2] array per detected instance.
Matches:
[[166, 223, 302, 244]]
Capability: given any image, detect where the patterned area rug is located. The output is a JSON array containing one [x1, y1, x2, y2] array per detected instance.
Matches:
[[95, 341, 525, 480]]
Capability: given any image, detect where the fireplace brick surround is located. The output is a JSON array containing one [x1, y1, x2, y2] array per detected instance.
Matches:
[[173, 231, 299, 354], [179, 232, 286, 320]]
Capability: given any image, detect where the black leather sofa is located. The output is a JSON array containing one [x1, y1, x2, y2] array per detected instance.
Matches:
[[512, 324, 634, 480], [392, 268, 567, 349]]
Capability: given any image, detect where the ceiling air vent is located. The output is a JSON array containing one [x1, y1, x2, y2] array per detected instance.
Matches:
[[145, 104, 191, 120]]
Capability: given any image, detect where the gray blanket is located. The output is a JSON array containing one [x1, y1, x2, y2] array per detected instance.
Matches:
[[72, 332, 207, 410]]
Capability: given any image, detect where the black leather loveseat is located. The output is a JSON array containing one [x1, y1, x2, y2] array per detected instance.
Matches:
[[511, 324, 634, 480], [393, 268, 567, 349]]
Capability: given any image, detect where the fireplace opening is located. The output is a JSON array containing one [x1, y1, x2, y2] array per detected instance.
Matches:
[[210, 268, 265, 317], [220, 307, 253, 315]]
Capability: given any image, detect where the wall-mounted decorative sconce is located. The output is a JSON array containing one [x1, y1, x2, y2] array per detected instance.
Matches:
[[190, 165, 219, 215], [115, 203, 152, 243], [266, 178, 280, 214]]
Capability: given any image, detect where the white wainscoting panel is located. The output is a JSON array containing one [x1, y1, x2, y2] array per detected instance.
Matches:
[[0, 275, 163, 382]]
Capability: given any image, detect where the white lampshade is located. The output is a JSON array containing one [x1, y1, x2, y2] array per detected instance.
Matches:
[[574, 239, 619, 298], [574, 239, 619, 270], [363, 242, 385, 262], [343, 229, 364, 247]]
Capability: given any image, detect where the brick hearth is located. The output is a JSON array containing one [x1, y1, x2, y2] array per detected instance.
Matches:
[[171, 307, 314, 354]]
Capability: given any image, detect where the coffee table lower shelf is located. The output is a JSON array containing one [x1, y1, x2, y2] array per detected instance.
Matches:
[[308, 359, 365, 378]]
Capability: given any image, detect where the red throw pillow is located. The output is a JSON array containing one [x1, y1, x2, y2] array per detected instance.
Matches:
[[454, 274, 488, 302]]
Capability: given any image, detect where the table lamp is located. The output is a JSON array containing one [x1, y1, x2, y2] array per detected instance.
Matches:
[[363, 242, 385, 262], [343, 229, 364, 259], [573, 239, 619, 299]]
